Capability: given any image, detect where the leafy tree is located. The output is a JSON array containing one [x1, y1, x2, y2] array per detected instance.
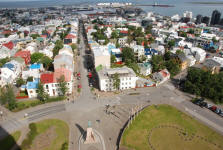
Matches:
[[0, 85, 17, 110], [212, 37, 218, 43], [4, 34, 10, 38], [27, 77, 33, 82], [71, 44, 77, 51], [164, 51, 171, 61], [188, 29, 194, 34], [39, 56, 53, 70], [16, 78, 25, 87], [167, 40, 175, 48], [57, 75, 68, 96], [183, 68, 223, 104], [30, 34, 40, 39], [145, 25, 152, 34], [165, 58, 180, 76], [111, 55, 116, 64], [0, 57, 10, 67], [53, 40, 64, 57], [151, 55, 165, 72], [111, 31, 119, 39], [115, 42, 120, 48], [176, 49, 184, 55], [31, 52, 44, 64], [122, 47, 135, 64], [37, 83, 48, 101], [112, 73, 120, 90]]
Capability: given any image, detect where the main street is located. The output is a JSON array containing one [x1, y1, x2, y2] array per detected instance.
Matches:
[[1, 20, 223, 150]]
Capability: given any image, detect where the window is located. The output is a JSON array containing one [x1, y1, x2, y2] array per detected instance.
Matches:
[[129, 77, 131, 80], [30, 90, 33, 93], [46, 85, 49, 89]]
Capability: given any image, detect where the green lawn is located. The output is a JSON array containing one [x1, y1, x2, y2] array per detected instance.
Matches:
[[0, 131, 21, 150], [121, 105, 223, 150], [21, 119, 69, 150], [6, 97, 65, 112]]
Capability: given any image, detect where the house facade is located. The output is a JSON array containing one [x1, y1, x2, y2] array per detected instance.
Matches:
[[98, 66, 138, 91]]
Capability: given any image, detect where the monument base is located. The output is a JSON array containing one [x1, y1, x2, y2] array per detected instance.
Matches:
[[84, 127, 97, 144]]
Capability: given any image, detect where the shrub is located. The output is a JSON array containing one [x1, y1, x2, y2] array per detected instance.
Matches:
[[21, 123, 38, 149]]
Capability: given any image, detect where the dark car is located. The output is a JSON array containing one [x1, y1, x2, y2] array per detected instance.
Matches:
[[193, 99, 204, 105], [199, 101, 207, 108]]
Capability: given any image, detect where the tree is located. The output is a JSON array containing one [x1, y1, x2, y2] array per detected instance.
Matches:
[[111, 55, 116, 64], [212, 37, 218, 43], [53, 40, 64, 57], [31, 52, 44, 64], [0, 57, 10, 67], [71, 44, 77, 52], [37, 83, 48, 101], [30, 34, 40, 39], [112, 73, 120, 90], [176, 49, 184, 55], [16, 78, 25, 87], [151, 55, 165, 72], [122, 47, 135, 64], [165, 58, 180, 76], [188, 29, 194, 34], [40, 56, 53, 70], [57, 75, 68, 96], [27, 76, 33, 82], [115, 42, 120, 48], [145, 25, 152, 34], [0, 85, 17, 110], [167, 40, 175, 48], [111, 31, 119, 39], [164, 51, 171, 61]]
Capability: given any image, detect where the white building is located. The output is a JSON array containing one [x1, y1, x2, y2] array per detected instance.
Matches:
[[118, 37, 128, 47], [40, 73, 73, 97], [97, 66, 138, 91], [190, 47, 206, 62]]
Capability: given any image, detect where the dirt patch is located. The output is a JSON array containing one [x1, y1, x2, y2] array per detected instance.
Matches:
[[30, 126, 57, 150]]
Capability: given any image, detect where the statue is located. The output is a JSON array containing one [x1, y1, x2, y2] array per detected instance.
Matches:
[[84, 120, 97, 144]]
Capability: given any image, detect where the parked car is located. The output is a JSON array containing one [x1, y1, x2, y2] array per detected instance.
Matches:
[[210, 106, 217, 112], [206, 103, 213, 109], [199, 101, 207, 108], [219, 112, 223, 117], [193, 99, 204, 105], [215, 108, 222, 114]]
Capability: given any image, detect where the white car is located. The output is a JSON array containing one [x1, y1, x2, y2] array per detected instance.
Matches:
[[206, 104, 213, 109]]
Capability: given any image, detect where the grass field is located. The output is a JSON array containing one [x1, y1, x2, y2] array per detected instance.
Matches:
[[0, 131, 21, 150], [21, 119, 69, 150], [121, 105, 223, 150]]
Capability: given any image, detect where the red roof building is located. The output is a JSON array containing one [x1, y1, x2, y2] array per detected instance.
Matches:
[[40, 73, 54, 84], [3, 41, 14, 50], [65, 34, 76, 39], [15, 51, 31, 65]]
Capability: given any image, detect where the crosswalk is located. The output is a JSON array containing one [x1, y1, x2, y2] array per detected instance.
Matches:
[[0, 117, 23, 134]]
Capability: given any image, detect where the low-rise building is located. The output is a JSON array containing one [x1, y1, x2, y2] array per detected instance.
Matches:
[[152, 69, 170, 85], [138, 62, 152, 76], [40, 73, 72, 97], [97, 66, 138, 91]]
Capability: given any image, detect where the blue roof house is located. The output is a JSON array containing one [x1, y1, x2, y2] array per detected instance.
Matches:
[[26, 79, 39, 98]]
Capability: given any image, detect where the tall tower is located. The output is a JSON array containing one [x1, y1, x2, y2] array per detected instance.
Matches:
[[211, 10, 221, 25], [196, 14, 203, 24]]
